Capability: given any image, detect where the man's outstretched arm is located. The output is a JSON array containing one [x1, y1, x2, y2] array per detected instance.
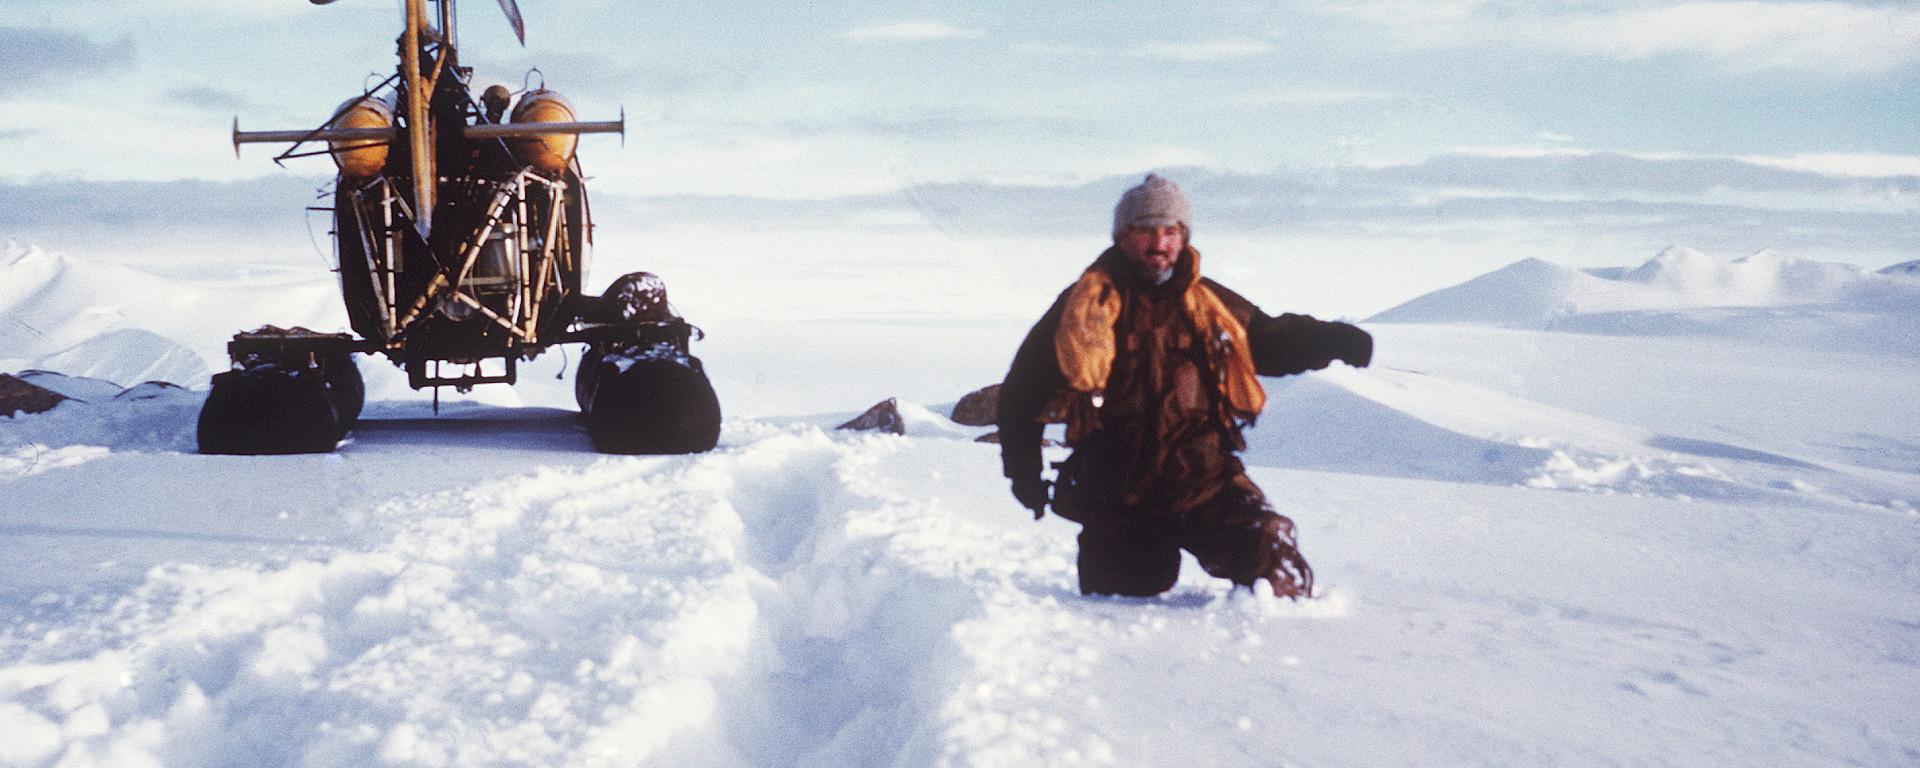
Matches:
[[1204, 279, 1372, 376]]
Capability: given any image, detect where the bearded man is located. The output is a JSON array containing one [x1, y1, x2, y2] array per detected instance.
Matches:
[[996, 174, 1373, 598]]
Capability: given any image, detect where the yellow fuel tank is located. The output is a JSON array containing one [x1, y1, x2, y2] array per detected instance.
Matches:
[[509, 89, 578, 175], [329, 96, 394, 181]]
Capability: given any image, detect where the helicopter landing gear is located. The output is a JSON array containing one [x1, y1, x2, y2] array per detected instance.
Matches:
[[575, 321, 722, 455], [573, 272, 721, 454], [197, 329, 365, 455]]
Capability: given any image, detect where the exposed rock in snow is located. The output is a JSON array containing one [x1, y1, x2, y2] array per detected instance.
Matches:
[[0, 374, 67, 417], [115, 380, 188, 400], [839, 397, 907, 434], [949, 384, 1000, 427]]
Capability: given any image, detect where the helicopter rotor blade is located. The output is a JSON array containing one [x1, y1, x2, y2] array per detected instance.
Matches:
[[497, 0, 526, 44]]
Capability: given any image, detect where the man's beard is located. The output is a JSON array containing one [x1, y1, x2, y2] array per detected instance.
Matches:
[[1138, 257, 1174, 286]]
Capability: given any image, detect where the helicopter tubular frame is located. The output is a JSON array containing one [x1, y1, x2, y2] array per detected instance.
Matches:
[[198, 0, 719, 456]]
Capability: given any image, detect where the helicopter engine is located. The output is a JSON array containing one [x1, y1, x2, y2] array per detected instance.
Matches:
[[195, 0, 721, 456]]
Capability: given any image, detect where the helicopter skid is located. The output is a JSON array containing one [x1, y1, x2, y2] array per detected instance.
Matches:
[[577, 343, 722, 455], [198, 332, 365, 455]]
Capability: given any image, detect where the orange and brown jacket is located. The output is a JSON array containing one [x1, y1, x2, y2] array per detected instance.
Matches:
[[998, 245, 1361, 518]]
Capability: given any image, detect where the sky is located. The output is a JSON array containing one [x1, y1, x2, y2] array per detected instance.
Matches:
[[1, 0, 1917, 316]]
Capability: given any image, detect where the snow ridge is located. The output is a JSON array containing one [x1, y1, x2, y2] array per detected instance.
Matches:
[[0, 241, 345, 388], [1368, 245, 1917, 328]]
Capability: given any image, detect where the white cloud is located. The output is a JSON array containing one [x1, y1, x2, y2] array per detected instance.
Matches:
[[1740, 152, 1920, 178], [840, 22, 984, 41], [1311, 0, 1920, 75], [1224, 89, 1402, 107], [1538, 2, 1920, 74], [1100, 145, 1219, 176], [1372, 145, 1920, 185], [1133, 38, 1275, 62], [0, 28, 135, 93], [1015, 42, 1092, 57], [1357, 145, 1596, 166], [1025, 37, 1275, 63], [1312, 0, 1490, 29]]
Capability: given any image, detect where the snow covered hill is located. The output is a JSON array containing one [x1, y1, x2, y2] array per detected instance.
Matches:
[[1, 242, 1917, 767], [1368, 245, 1920, 344]]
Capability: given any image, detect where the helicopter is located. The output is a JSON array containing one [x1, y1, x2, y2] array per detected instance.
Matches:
[[197, 0, 722, 456]]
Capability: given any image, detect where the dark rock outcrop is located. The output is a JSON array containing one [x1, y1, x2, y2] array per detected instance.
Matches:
[[950, 384, 1000, 427], [838, 398, 906, 435], [0, 374, 69, 417]]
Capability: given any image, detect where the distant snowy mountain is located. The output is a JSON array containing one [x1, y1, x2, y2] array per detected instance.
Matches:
[[1368, 245, 1913, 328], [1882, 259, 1920, 278], [1363, 257, 1596, 327]]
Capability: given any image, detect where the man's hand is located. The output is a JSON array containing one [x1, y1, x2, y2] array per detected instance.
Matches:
[[1329, 322, 1372, 368], [1011, 476, 1050, 519]]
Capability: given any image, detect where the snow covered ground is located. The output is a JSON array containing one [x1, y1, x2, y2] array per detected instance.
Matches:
[[2, 239, 1918, 767]]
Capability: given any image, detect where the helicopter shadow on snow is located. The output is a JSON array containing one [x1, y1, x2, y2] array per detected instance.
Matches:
[[347, 404, 593, 453]]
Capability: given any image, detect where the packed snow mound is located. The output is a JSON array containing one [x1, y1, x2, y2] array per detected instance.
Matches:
[[0, 241, 346, 387], [28, 329, 209, 388], [1367, 246, 1912, 328], [0, 417, 1359, 768], [0, 371, 202, 452], [1881, 259, 1920, 278], [0, 241, 145, 361], [10, 371, 127, 402]]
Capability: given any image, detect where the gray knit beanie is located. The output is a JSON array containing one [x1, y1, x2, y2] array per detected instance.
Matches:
[[1111, 173, 1192, 241]]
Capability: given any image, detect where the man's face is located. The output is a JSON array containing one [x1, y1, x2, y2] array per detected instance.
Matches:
[[1117, 224, 1186, 275]]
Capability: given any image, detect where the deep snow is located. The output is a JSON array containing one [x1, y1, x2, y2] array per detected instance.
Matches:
[[2, 239, 1918, 767]]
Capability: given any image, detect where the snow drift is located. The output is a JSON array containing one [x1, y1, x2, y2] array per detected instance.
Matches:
[[2, 240, 1918, 767], [0, 241, 342, 389]]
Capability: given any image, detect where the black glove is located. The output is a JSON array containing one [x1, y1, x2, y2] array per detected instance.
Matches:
[[1010, 476, 1050, 519], [1329, 322, 1372, 368]]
